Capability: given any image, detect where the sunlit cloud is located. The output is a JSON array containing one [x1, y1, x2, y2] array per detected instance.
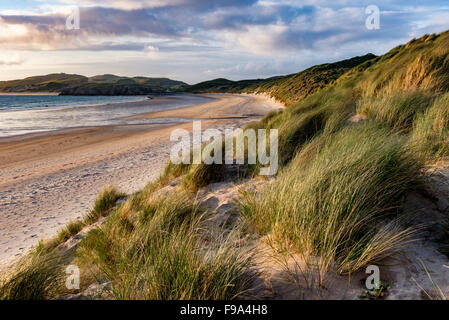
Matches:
[[0, 54, 26, 66]]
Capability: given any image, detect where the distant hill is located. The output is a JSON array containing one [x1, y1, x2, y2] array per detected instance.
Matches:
[[184, 54, 376, 105], [60, 75, 187, 96], [0, 73, 88, 93], [184, 78, 265, 93], [0, 73, 188, 95]]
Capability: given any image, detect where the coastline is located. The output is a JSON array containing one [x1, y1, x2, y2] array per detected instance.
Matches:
[[0, 93, 280, 269]]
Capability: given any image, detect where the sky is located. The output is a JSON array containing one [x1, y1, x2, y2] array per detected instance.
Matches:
[[0, 0, 449, 84]]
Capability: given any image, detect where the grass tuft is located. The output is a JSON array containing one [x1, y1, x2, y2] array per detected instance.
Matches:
[[411, 92, 449, 159], [0, 251, 66, 300], [239, 124, 424, 278], [77, 189, 255, 300], [84, 186, 125, 225], [357, 91, 435, 131]]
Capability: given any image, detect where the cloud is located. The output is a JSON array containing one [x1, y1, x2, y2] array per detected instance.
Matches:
[[0, 55, 25, 65]]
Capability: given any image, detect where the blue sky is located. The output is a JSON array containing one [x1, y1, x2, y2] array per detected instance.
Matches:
[[0, 0, 449, 83]]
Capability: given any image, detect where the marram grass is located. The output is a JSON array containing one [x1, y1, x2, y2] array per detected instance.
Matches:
[[77, 189, 255, 300], [239, 124, 424, 279]]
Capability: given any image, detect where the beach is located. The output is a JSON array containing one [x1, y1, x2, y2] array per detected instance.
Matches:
[[0, 93, 283, 268]]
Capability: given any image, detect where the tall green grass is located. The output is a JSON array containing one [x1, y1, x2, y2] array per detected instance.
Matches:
[[84, 186, 126, 224], [0, 251, 66, 300], [411, 92, 449, 159], [357, 91, 435, 131], [77, 189, 255, 300], [239, 124, 423, 280], [350, 32, 449, 96]]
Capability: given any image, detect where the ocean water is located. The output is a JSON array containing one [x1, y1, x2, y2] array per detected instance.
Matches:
[[0, 95, 150, 111], [0, 94, 212, 137]]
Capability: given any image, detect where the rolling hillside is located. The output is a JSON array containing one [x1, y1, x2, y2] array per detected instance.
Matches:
[[184, 78, 265, 93], [0, 73, 88, 93], [0, 73, 187, 95]]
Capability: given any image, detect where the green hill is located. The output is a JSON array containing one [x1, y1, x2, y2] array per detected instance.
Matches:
[[0, 73, 187, 94], [87, 74, 186, 87], [184, 78, 265, 93], [0, 73, 88, 93], [60, 75, 188, 95]]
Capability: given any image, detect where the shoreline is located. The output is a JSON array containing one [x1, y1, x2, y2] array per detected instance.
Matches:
[[0, 94, 280, 269], [123, 93, 284, 121]]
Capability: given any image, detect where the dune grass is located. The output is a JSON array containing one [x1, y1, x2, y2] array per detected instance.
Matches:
[[349, 32, 449, 96], [411, 92, 449, 159], [77, 189, 255, 300], [239, 124, 423, 280], [357, 91, 435, 131], [157, 139, 228, 193], [416, 260, 448, 300], [182, 162, 226, 192], [157, 161, 191, 186], [0, 251, 66, 300], [83, 186, 126, 225], [1, 185, 255, 300]]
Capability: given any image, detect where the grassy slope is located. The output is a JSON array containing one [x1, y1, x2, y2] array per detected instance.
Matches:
[[2, 31, 449, 300], [237, 31, 449, 276], [184, 78, 265, 94]]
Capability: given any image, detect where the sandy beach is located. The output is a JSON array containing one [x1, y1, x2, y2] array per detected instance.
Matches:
[[0, 93, 282, 268]]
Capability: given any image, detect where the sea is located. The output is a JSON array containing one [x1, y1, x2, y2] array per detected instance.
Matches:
[[0, 94, 211, 137]]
